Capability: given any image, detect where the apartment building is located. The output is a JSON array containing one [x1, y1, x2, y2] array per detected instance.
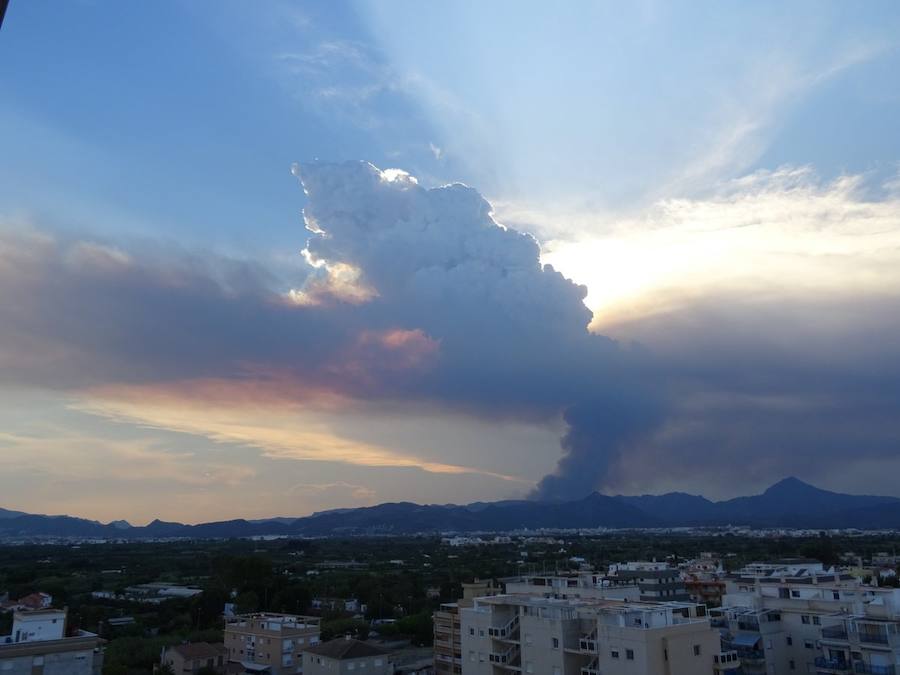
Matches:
[[0, 609, 104, 675], [713, 563, 900, 674], [607, 562, 691, 602], [502, 572, 641, 602], [435, 580, 502, 675], [459, 594, 729, 675], [303, 638, 393, 675], [224, 612, 320, 674]]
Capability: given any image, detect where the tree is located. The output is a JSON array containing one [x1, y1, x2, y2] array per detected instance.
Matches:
[[234, 590, 259, 614]]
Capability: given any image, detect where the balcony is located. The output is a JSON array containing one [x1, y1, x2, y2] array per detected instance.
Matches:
[[581, 658, 600, 675], [853, 663, 897, 675], [857, 631, 890, 647], [489, 645, 520, 668], [822, 626, 849, 641], [489, 615, 520, 641], [579, 635, 597, 653], [714, 651, 740, 671], [815, 656, 851, 672]]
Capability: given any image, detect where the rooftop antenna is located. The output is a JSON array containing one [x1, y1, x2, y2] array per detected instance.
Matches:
[[0, 0, 9, 30]]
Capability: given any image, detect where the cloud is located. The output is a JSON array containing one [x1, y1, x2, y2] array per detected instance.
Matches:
[[7, 160, 900, 502], [0, 162, 657, 500], [287, 481, 376, 502], [533, 167, 900, 497]]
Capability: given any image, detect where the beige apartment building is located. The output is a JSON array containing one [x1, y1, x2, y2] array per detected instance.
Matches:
[[224, 612, 320, 674], [303, 638, 393, 675], [459, 594, 727, 675], [435, 580, 502, 675]]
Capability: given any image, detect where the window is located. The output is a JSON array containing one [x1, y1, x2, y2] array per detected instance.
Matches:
[[789, 660, 795, 670], [791, 590, 800, 598], [478, 629, 485, 637], [833, 592, 840, 600], [374, 658, 383, 666], [469, 651, 475, 662], [348, 664, 355, 671], [525, 633, 533, 645], [693, 645, 701, 656], [525, 662, 533, 673], [552, 637, 559, 649], [801, 615, 810, 624], [664, 649, 668, 661], [813, 616, 821, 625], [611, 650, 619, 659], [804, 640, 814, 649], [553, 668, 561, 675], [626, 649, 634, 660], [786, 636, 793, 646]]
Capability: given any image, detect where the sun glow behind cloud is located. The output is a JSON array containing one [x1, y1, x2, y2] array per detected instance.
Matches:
[[534, 167, 900, 330]]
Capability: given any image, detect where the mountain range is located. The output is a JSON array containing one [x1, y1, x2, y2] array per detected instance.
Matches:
[[1, 477, 898, 540]]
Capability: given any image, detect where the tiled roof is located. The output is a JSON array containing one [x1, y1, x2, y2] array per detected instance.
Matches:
[[304, 638, 391, 660], [169, 642, 226, 661]]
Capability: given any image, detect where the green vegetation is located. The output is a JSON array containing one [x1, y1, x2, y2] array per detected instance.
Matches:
[[1, 531, 898, 674]]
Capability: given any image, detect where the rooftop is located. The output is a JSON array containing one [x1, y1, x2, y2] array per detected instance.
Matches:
[[304, 638, 392, 660], [166, 642, 227, 661]]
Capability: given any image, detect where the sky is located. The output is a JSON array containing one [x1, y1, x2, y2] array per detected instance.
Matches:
[[1, 1, 900, 524]]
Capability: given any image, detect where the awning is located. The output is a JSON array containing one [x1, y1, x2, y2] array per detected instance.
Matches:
[[731, 633, 761, 648]]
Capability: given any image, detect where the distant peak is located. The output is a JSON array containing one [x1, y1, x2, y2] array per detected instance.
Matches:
[[764, 476, 817, 494]]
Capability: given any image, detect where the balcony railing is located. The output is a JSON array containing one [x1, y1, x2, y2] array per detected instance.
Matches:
[[489, 615, 520, 640], [714, 650, 740, 669], [581, 658, 600, 675], [489, 645, 520, 666], [815, 656, 851, 672], [822, 626, 849, 640], [853, 663, 897, 675], [857, 632, 890, 646], [579, 637, 597, 652]]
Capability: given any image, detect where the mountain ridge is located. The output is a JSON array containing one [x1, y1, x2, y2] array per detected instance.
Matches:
[[1, 477, 898, 539]]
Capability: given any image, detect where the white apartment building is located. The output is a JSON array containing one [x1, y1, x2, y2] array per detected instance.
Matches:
[[713, 564, 900, 674], [502, 572, 641, 602], [459, 594, 730, 675], [607, 562, 690, 602], [0, 609, 104, 675]]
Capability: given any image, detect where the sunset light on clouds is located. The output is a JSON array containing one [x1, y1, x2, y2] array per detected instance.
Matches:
[[1, 1, 900, 523]]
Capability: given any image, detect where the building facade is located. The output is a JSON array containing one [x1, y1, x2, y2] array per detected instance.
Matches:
[[0, 609, 104, 675], [159, 641, 228, 674], [303, 638, 393, 675], [713, 563, 900, 674], [224, 612, 320, 674], [459, 594, 729, 675]]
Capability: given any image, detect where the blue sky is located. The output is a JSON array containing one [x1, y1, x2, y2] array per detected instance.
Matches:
[[1, 1, 900, 523]]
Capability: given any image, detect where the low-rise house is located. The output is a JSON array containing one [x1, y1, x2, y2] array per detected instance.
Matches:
[[303, 638, 393, 675], [159, 642, 228, 674]]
